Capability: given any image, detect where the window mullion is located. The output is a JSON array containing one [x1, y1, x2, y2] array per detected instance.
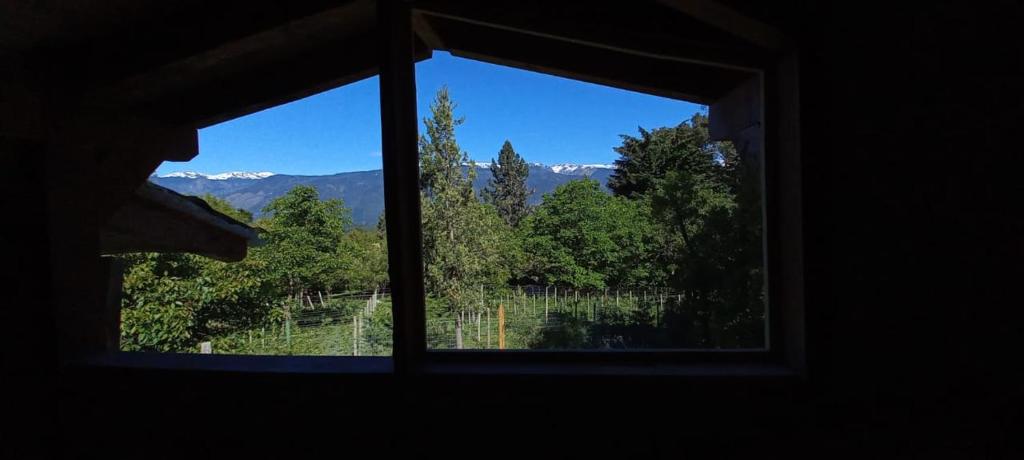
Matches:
[[378, 0, 427, 374]]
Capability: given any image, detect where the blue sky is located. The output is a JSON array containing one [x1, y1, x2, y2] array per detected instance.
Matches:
[[155, 52, 703, 176]]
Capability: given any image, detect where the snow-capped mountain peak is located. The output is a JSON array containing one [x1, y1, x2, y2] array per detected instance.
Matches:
[[549, 163, 615, 174], [158, 171, 275, 180]]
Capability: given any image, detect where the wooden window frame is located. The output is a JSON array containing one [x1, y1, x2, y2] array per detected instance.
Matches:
[[81, 0, 803, 380], [378, 1, 805, 378]]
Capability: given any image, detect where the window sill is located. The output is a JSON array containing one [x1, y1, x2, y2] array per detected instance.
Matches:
[[420, 361, 798, 378], [67, 352, 393, 374], [66, 352, 799, 380]]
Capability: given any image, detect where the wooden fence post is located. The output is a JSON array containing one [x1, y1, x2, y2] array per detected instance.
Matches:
[[498, 304, 506, 350], [353, 315, 359, 356], [285, 316, 292, 353], [455, 314, 463, 350], [659, 294, 665, 326], [545, 286, 549, 323]]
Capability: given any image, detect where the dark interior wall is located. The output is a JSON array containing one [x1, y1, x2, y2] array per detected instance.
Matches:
[[799, 2, 1022, 455], [3, 2, 1021, 458]]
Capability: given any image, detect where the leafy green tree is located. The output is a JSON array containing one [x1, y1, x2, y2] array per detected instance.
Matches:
[[419, 87, 512, 310], [201, 193, 253, 223], [256, 185, 352, 297], [520, 179, 655, 289], [120, 195, 277, 352], [341, 227, 389, 292], [608, 113, 731, 199], [610, 112, 764, 347], [481, 140, 532, 227], [651, 166, 763, 347]]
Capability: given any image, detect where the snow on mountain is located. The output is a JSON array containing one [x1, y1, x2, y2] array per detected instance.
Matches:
[[159, 171, 205, 179], [206, 171, 276, 180], [460, 161, 613, 174], [158, 171, 275, 180], [549, 163, 615, 174]]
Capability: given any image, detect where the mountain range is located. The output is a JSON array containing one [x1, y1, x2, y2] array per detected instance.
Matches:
[[150, 163, 616, 227]]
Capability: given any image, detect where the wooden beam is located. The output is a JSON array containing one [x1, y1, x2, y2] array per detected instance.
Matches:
[[709, 75, 762, 143], [77, 0, 421, 127], [56, 112, 198, 221], [429, 17, 750, 104], [0, 62, 45, 141], [24, 1, 372, 93], [100, 183, 256, 262], [765, 52, 805, 375], [378, 0, 426, 373], [656, 0, 784, 49], [93, 1, 376, 108], [412, 11, 446, 50], [413, 0, 766, 70]]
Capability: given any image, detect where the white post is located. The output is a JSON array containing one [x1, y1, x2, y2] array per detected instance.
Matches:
[[659, 294, 665, 326], [455, 315, 463, 350]]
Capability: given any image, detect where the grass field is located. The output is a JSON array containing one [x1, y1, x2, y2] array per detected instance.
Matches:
[[186, 287, 713, 355]]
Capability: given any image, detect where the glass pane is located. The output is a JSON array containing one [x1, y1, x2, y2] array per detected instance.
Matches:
[[120, 76, 392, 356], [416, 52, 766, 350]]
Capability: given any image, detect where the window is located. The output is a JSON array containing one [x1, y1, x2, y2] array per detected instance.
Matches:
[[117, 76, 394, 356], [98, 0, 803, 375], [414, 53, 766, 351]]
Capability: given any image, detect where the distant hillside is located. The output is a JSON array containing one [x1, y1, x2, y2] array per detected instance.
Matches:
[[150, 164, 615, 227]]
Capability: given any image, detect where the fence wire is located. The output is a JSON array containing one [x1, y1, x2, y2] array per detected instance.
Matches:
[[188, 286, 721, 355]]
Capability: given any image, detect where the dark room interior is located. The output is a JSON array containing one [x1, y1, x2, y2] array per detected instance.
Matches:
[[2, 1, 1021, 457]]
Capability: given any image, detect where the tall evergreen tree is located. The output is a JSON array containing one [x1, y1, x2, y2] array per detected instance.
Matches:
[[419, 87, 511, 311], [481, 140, 532, 227]]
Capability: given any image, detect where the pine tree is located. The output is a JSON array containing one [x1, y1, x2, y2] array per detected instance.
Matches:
[[419, 86, 511, 311], [482, 140, 532, 227]]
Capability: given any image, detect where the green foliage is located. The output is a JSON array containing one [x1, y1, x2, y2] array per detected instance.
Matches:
[[256, 185, 352, 296], [201, 193, 253, 223], [119, 251, 276, 352], [481, 140, 532, 227], [520, 179, 657, 289], [420, 87, 516, 311], [123, 90, 767, 352], [626, 113, 764, 347], [340, 227, 389, 292], [119, 189, 358, 352], [608, 113, 731, 199]]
